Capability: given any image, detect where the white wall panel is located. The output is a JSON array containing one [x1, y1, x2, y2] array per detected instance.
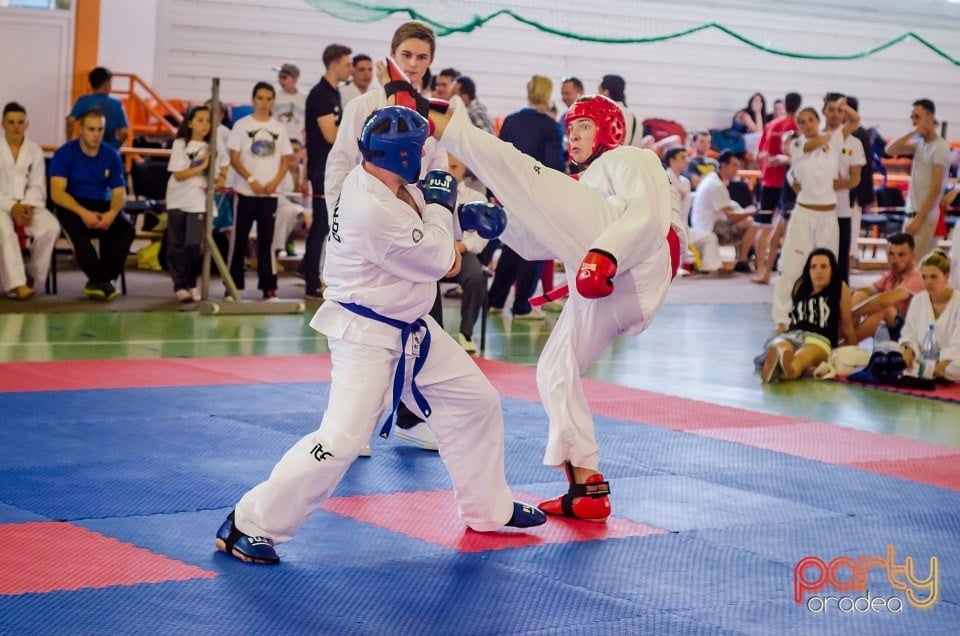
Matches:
[[148, 0, 960, 139], [0, 7, 72, 147]]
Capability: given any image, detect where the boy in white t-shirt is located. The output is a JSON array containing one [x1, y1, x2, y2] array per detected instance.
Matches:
[[227, 81, 294, 299]]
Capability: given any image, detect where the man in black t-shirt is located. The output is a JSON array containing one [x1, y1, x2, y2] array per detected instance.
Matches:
[[302, 43, 352, 298]]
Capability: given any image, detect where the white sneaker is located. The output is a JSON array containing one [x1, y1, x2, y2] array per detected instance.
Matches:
[[358, 444, 372, 457], [175, 289, 192, 302], [393, 422, 439, 451], [456, 332, 478, 354]]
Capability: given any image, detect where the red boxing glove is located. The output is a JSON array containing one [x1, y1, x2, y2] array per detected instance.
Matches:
[[576, 249, 618, 299]]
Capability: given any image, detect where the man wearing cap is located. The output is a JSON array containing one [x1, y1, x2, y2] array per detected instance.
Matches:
[[273, 62, 306, 145]]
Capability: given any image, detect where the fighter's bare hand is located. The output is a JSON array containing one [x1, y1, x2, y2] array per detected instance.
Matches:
[[444, 247, 462, 279]]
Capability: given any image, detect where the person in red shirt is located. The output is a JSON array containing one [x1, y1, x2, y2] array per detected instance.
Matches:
[[852, 232, 925, 341], [752, 92, 801, 284]]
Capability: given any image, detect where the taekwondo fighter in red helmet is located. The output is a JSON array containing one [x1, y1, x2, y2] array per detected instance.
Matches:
[[380, 60, 684, 521]]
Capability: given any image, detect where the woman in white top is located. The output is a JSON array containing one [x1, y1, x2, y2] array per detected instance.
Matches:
[[164, 105, 211, 302], [771, 102, 859, 330], [899, 250, 960, 382]]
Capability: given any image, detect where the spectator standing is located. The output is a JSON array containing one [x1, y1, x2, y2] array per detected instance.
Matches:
[[489, 75, 565, 319], [454, 76, 493, 133], [822, 93, 866, 284], [771, 103, 860, 331], [752, 92, 800, 284], [66, 67, 128, 150], [598, 74, 643, 147], [885, 99, 950, 261], [301, 43, 352, 298], [273, 63, 307, 145], [339, 54, 374, 106], [164, 105, 211, 303], [226, 82, 293, 299], [432, 67, 460, 100]]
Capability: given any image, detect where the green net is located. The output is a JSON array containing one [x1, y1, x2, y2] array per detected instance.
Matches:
[[304, 0, 960, 65]]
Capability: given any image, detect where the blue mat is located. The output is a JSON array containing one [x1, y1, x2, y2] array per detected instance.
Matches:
[[2, 383, 959, 634]]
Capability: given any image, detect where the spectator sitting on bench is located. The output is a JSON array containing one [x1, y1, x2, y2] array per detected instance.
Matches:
[[0, 101, 60, 300], [690, 150, 757, 273], [851, 232, 924, 342], [49, 108, 134, 301]]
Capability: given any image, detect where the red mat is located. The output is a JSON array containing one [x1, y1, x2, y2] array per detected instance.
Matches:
[[837, 376, 960, 403], [0, 522, 216, 595], [323, 489, 666, 552]]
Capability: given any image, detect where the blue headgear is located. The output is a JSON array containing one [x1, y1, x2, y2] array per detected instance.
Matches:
[[357, 106, 429, 183]]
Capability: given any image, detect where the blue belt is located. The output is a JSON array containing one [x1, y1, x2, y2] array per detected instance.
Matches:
[[338, 302, 432, 439]]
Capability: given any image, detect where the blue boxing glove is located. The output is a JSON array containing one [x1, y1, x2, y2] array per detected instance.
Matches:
[[418, 170, 457, 213], [459, 201, 507, 240]]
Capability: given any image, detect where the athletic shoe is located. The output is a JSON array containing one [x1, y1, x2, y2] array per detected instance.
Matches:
[[505, 501, 547, 528], [358, 444, 372, 458], [103, 282, 120, 302], [262, 289, 278, 300], [456, 332, 477, 354], [215, 512, 279, 564], [9, 285, 34, 300], [393, 422, 439, 451], [175, 289, 192, 302], [82, 281, 106, 300]]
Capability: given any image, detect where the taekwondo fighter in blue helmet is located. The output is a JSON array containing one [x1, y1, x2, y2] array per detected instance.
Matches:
[[216, 106, 544, 565]]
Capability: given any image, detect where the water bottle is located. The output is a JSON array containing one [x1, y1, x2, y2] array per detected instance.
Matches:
[[873, 322, 891, 353], [918, 324, 939, 380]]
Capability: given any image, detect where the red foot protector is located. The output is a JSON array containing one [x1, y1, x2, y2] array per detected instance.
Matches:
[[324, 489, 664, 552], [538, 473, 611, 521], [0, 522, 216, 596]]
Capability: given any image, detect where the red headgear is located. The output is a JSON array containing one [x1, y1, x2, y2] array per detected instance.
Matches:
[[564, 95, 626, 160]]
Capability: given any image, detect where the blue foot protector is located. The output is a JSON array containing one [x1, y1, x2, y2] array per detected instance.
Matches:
[[215, 511, 280, 564], [505, 501, 547, 528]]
